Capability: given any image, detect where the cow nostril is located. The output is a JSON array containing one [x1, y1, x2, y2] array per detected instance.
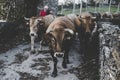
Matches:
[[30, 33, 35, 36], [54, 52, 64, 58], [56, 54, 63, 58]]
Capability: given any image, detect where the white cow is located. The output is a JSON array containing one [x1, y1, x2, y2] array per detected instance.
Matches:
[[24, 14, 55, 52]]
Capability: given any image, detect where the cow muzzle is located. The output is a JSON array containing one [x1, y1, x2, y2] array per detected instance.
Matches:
[[30, 32, 37, 37], [85, 32, 91, 40], [30, 33, 35, 36], [85, 32, 91, 37], [54, 52, 64, 58]]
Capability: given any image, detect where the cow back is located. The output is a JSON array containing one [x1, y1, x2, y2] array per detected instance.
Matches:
[[46, 16, 76, 33], [43, 14, 56, 29]]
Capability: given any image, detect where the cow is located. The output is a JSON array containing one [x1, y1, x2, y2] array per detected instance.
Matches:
[[79, 12, 97, 43], [112, 12, 120, 19], [101, 12, 113, 21], [78, 12, 98, 61], [112, 12, 120, 27], [89, 12, 101, 21], [24, 14, 55, 52], [45, 14, 81, 77]]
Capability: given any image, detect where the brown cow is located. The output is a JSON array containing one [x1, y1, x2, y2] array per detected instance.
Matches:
[[24, 14, 55, 52], [101, 12, 113, 20], [112, 12, 120, 27], [45, 14, 81, 77], [79, 12, 96, 33], [79, 12, 97, 43], [112, 12, 120, 19]]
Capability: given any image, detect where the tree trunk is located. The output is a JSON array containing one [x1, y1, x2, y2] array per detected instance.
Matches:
[[117, 3, 120, 12], [109, 0, 112, 12], [73, 0, 75, 13], [80, 0, 82, 14]]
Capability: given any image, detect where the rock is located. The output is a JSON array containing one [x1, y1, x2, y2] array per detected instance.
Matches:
[[99, 22, 120, 80]]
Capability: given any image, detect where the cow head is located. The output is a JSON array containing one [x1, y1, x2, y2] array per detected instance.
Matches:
[[24, 17, 42, 37], [102, 12, 113, 19], [112, 12, 120, 19], [89, 12, 101, 21], [45, 28, 74, 58], [80, 13, 96, 36]]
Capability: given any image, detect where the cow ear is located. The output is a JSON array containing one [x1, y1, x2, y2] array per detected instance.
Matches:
[[37, 18, 42, 22], [25, 21, 29, 25], [37, 17, 45, 25], [78, 15, 83, 22]]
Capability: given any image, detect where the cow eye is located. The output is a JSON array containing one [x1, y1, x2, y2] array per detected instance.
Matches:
[[51, 38, 55, 43]]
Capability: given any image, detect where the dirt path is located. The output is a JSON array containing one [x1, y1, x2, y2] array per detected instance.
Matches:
[[0, 39, 82, 80]]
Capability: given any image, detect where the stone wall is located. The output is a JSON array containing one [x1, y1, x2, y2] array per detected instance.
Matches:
[[0, 0, 25, 21], [99, 22, 120, 80]]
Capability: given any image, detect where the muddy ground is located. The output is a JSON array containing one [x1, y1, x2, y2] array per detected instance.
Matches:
[[0, 22, 99, 80]]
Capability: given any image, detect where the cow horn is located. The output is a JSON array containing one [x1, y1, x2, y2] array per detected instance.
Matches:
[[64, 29, 74, 35], [80, 16, 84, 18], [46, 29, 53, 33], [37, 18, 42, 21], [24, 17, 30, 20], [91, 17, 96, 19]]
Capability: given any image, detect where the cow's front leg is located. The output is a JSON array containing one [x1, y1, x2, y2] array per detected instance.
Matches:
[[51, 53, 58, 77], [39, 40, 42, 51], [62, 51, 69, 68], [31, 36, 35, 53]]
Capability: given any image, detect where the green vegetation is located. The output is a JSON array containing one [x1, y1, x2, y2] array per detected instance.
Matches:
[[58, 6, 119, 15]]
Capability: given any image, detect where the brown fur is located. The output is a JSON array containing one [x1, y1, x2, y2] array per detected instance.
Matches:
[[79, 12, 95, 33], [46, 16, 75, 52], [112, 12, 120, 19], [45, 14, 82, 77], [38, 14, 55, 29], [46, 14, 81, 33]]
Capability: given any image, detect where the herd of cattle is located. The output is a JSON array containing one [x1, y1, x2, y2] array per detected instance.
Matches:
[[24, 11, 120, 77]]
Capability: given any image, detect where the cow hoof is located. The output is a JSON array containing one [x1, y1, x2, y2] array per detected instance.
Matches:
[[51, 73, 57, 77]]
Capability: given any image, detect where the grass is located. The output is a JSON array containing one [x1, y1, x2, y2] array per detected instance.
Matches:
[[58, 6, 119, 15]]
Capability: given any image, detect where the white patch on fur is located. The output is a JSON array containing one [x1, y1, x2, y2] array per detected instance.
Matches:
[[37, 18, 42, 21], [54, 52, 64, 57], [31, 36, 35, 51]]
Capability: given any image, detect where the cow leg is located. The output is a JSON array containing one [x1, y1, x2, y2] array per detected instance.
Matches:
[[79, 34, 85, 54], [62, 51, 69, 68], [31, 36, 35, 53], [51, 52, 58, 77], [62, 44, 71, 68], [77, 27, 85, 54], [39, 40, 42, 51]]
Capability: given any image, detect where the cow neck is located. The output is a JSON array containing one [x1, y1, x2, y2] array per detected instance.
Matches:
[[66, 16, 78, 31]]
